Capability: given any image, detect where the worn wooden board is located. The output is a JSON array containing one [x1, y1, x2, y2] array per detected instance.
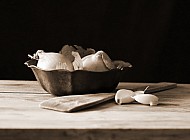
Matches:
[[40, 93, 115, 112], [0, 80, 47, 93]]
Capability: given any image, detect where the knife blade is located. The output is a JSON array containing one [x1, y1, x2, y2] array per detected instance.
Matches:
[[40, 82, 177, 112]]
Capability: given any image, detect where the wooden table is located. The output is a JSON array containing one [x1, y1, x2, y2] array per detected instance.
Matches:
[[0, 80, 190, 140]]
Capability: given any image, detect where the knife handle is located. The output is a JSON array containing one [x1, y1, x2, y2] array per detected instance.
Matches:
[[132, 82, 177, 94]]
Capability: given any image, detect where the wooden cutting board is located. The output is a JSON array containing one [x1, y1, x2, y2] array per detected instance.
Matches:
[[40, 82, 177, 112]]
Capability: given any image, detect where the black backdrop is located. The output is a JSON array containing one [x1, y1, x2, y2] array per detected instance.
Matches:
[[1, 0, 190, 83]]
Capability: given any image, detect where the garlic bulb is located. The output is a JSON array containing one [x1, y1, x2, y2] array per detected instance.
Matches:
[[35, 50, 74, 71], [82, 51, 115, 72], [133, 94, 159, 106]]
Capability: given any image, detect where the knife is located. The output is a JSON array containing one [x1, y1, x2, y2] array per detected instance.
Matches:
[[40, 82, 177, 112]]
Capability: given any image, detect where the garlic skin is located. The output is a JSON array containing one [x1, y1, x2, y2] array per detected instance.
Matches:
[[133, 94, 159, 106], [36, 50, 74, 71], [72, 51, 83, 70], [113, 60, 132, 70], [82, 51, 114, 72], [115, 89, 135, 105]]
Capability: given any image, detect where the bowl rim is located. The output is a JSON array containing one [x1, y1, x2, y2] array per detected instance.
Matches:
[[24, 59, 130, 73]]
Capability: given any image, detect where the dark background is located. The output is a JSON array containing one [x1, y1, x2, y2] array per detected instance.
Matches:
[[0, 0, 190, 83]]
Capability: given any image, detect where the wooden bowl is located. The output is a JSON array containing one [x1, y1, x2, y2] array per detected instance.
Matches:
[[25, 59, 128, 96]]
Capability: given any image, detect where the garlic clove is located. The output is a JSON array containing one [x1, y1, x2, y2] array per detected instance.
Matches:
[[115, 89, 135, 105], [133, 94, 159, 106]]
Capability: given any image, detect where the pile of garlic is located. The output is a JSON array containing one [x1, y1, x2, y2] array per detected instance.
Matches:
[[115, 87, 159, 106], [28, 45, 132, 71]]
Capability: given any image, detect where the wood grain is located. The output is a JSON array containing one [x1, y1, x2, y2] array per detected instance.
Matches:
[[0, 80, 190, 140]]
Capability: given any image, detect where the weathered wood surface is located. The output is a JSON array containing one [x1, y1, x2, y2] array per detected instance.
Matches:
[[0, 80, 190, 140]]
